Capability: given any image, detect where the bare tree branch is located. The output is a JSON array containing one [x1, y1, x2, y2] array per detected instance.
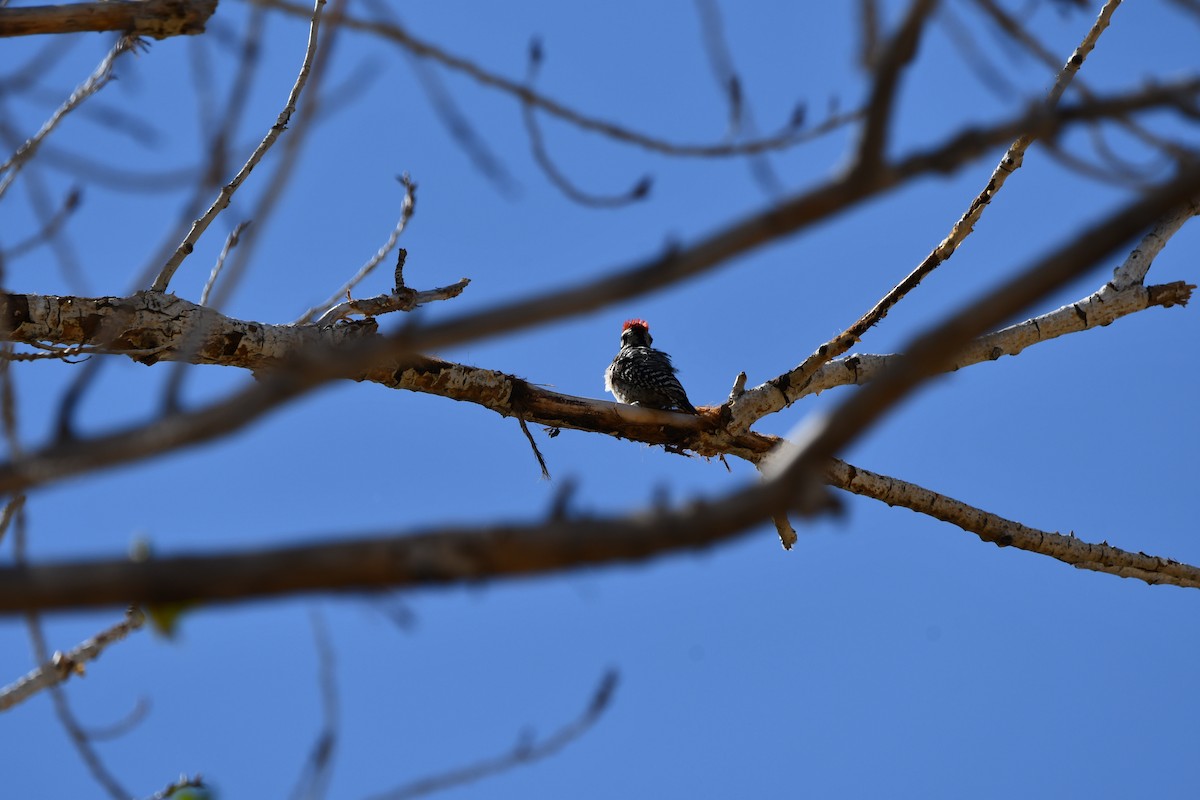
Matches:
[[296, 175, 418, 325], [357, 0, 519, 197], [191, 0, 348, 311], [0, 496, 24, 548], [804, 279, 1193, 398], [0, 37, 135, 202], [312, 276, 470, 328], [24, 612, 132, 799], [1110, 195, 1200, 289], [854, 0, 938, 172], [517, 415, 551, 480], [521, 39, 653, 208], [288, 609, 339, 800], [1, 185, 81, 262], [149, 0, 327, 293], [394, 80, 1200, 355], [80, 697, 152, 742], [199, 220, 250, 308], [971, 0, 1189, 159], [5, 480, 131, 797], [6, 3, 1199, 795], [729, 0, 1154, 430], [937, 2, 1016, 100], [252, 0, 859, 159], [0, 607, 145, 712], [693, 0, 786, 195], [798, 199, 1197, 399], [857, 0, 881, 69], [825, 459, 1200, 588], [756, 165, 1200, 507], [1, 164, 1197, 612], [0, 0, 217, 39], [366, 670, 618, 800]]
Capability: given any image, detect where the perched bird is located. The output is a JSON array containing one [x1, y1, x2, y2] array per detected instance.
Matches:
[[604, 318, 697, 413]]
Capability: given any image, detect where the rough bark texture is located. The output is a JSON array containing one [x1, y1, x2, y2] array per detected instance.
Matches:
[[0, 0, 217, 39]]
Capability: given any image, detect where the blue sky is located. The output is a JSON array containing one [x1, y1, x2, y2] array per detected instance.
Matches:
[[2, 1, 1199, 797]]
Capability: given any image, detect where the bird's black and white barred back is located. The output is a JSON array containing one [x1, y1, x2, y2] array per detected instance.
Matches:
[[604, 319, 697, 413]]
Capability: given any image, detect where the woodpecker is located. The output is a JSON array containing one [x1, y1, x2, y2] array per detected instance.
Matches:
[[604, 318, 697, 413]]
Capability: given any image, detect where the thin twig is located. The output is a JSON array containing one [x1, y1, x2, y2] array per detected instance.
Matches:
[[81, 696, 152, 742], [0, 38, 133, 202], [200, 220, 251, 307], [0, 495, 24, 549], [854, 0, 938, 172], [1039, 138, 1162, 190], [24, 613, 132, 799], [694, 0, 742, 139], [194, 0, 347, 311], [160, 219, 254, 411], [201, 4, 268, 187], [358, 0, 518, 196], [187, 32, 220, 149], [517, 416, 551, 480], [404, 51, 520, 196], [13, 499, 131, 799], [521, 40, 651, 208], [312, 276, 471, 327], [4, 138, 211, 192], [971, 0, 1188, 159], [693, 0, 785, 195], [254, 0, 858, 158], [6, 145, 89, 291], [295, 175, 418, 325], [0, 345, 21, 456], [0, 349, 89, 362], [149, 0, 327, 293], [288, 608, 339, 800], [0, 607, 146, 712], [1, 185, 81, 260], [937, 2, 1016, 99], [729, 0, 1130, 431], [0, 37, 77, 94], [367, 670, 618, 800]]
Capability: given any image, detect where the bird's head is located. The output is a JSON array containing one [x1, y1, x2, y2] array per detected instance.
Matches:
[[620, 318, 652, 347]]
